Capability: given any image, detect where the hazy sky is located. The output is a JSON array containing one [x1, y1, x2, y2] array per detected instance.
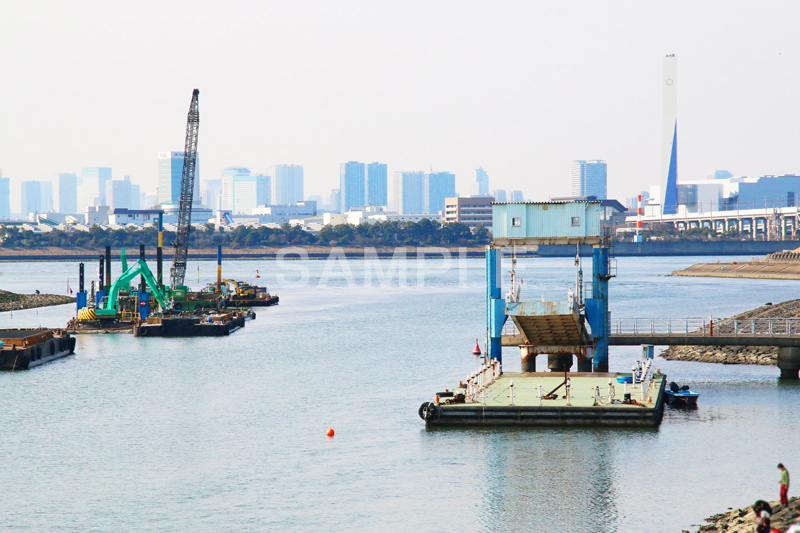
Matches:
[[1, 0, 799, 210]]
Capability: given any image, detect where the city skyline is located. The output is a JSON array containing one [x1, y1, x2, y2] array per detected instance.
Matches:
[[2, 2, 798, 213]]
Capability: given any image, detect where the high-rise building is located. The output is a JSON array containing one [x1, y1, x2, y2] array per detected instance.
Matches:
[[106, 177, 132, 209], [21, 181, 42, 216], [475, 167, 489, 195], [393, 171, 426, 214], [272, 164, 303, 205], [220, 168, 270, 214], [571, 160, 607, 199], [41, 181, 53, 213], [201, 179, 222, 210], [79, 167, 113, 212], [0, 175, 10, 219], [509, 190, 524, 202], [130, 184, 141, 210], [367, 162, 388, 207], [426, 172, 456, 215], [340, 161, 366, 212], [157, 152, 200, 206], [661, 54, 678, 215], [328, 189, 341, 213], [56, 173, 78, 213], [492, 189, 508, 203]]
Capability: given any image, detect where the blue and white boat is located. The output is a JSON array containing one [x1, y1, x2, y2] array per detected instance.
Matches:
[[665, 382, 699, 406]]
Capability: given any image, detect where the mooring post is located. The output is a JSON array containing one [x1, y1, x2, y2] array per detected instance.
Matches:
[[105, 245, 111, 293]]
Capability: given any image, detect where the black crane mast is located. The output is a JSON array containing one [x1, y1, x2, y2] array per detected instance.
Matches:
[[169, 89, 199, 290]]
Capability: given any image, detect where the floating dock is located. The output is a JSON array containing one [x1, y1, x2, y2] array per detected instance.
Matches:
[[0, 329, 76, 370], [421, 359, 666, 427]]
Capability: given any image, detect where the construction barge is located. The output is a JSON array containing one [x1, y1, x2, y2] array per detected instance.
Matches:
[[133, 311, 246, 337], [420, 360, 666, 427], [0, 329, 76, 370], [421, 201, 670, 428]]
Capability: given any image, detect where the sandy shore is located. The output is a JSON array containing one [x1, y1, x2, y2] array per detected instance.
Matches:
[[0, 290, 75, 312]]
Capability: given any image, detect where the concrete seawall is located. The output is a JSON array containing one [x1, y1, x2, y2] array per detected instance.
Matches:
[[537, 240, 800, 257]]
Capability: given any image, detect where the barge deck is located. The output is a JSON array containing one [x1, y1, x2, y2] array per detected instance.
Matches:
[[0, 329, 76, 370], [421, 364, 666, 427]]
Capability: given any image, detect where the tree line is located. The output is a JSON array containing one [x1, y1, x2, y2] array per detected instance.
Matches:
[[0, 219, 491, 249]]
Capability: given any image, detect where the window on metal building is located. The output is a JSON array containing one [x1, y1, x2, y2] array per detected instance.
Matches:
[[511, 217, 521, 227], [571, 216, 581, 226]]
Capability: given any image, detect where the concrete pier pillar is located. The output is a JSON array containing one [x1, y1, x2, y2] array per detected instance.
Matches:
[[548, 354, 572, 372], [577, 357, 592, 372], [521, 346, 536, 373], [778, 347, 800, 379]]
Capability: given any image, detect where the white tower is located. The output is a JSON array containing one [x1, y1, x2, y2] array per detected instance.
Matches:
[[660, 54, 678, 215]]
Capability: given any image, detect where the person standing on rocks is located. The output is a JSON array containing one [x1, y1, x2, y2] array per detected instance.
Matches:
[[779, 463, 790, 505]]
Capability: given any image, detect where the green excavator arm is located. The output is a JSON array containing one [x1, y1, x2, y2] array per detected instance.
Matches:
[[103, 259, 171, 312]]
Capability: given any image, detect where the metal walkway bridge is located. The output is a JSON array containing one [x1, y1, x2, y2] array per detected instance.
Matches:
[[503, 317, 800, 347]]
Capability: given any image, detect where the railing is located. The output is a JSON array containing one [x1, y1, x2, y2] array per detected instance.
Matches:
[[612, 317, 800, 337], [502, 321, 521, 337]]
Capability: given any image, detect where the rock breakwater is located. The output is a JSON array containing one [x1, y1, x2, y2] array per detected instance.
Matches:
[[0, 290, 75, 312], [661, 299, 800, 365]]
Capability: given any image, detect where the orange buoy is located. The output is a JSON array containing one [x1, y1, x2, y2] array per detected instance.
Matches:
[[326, 428, 335, 437], [472, 339, 481, 356], [255, 269, 261, 278]]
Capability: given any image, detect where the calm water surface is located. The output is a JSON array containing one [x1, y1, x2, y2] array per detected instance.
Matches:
[[0, 255, 797, 532]]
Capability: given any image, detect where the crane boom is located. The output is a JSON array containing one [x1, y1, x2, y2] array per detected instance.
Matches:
[[170, 88, 200, 289]]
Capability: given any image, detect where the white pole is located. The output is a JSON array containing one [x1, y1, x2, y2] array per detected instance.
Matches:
[[538, 384, 543, 406], [509, 380, 514, 406]]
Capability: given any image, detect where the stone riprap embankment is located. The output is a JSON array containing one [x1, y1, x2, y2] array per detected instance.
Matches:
[[661, 299, 800, 365], [0, 290, 75, 312], [692, 496, 800, 532]]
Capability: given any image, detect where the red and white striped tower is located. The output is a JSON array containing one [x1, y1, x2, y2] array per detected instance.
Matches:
[[635, 195, 644, 242]]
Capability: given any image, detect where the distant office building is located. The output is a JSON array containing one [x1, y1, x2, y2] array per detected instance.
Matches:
[[86, 205, 110, 225], [0, 175, 10, 219], [660, 54, 679, 215], [712, 170, 733, 180], [108, 208, 164, 226], [571, 160, 607, 199], [475, 167, 489, 195], [221, 168, 270, 214], [251, 201, 317, 224], [106, 177, 132, 209], [21, 181, 43, 216], [157, 152, 200, 206], [272, 164, 303, 205], [509, 190, 524, 202], [367, 162, 388, 207], [492, 189, 507, 203], [79, 167, 112, 212], [340, 161, 366, 212], [328, 189, 341, 213], [41, 181, 53, 213], [443, 196, 493, 230], [130, 184, 141, 210], [426, 172, 456, 214], [56, 173, 78, 213], [144, 193, 158, 208], [393, 171, 426, 214], [201, 179, 222, 210]]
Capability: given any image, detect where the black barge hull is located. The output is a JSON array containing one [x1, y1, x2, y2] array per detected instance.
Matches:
[[0, 330, 77, 370], [133, 316, 245, 337]]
